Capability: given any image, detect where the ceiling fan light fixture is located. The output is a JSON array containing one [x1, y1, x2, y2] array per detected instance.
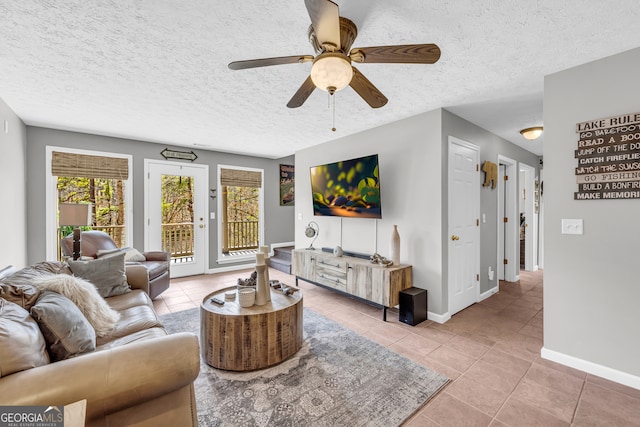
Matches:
[[520, 126, 544, 140], [310, 52, 353, 93]]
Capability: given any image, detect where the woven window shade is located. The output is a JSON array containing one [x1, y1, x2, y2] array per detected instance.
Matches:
[[52, 151, 129, 180], [220, 168, 262, 188]]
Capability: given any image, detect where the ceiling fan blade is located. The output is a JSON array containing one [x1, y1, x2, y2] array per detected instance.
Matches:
[[304, 0, 341, 49], [349, 67, 388, 108], [229, 55, 314, 70], [350, 44, 441, 64], [287, 76, 316, 108]]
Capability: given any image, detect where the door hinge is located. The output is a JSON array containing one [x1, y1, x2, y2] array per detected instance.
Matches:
[[476, 274, 480, 281], [147, 172, 150, 179], [504, 259, 508, 265], [476, 218, 479, 226], [503, 217, 508, 223], [504, 175, 509, 180], [147, 218, 150, 226], [476, 164, 479, 172]]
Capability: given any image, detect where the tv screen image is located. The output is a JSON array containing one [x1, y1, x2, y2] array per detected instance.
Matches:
[[310, 154, 382, 218]]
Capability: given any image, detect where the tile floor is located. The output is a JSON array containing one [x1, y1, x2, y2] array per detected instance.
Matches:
[[152, 268, 640, 426]]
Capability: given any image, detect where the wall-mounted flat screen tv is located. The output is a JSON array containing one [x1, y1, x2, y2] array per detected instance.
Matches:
[[310, 154, 382, 218]]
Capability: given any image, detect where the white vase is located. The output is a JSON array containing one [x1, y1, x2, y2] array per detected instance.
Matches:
[[263, 254, 271, 303], [255, 264, 268, 306], [390, 225, 400, 265]]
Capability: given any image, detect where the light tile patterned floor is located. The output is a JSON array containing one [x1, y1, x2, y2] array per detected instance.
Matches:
[[153, 268, 640, 426]]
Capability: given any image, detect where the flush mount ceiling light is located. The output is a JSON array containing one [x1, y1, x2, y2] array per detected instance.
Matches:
[[520, 126, 544, 140], [310, 52, 354, 95]]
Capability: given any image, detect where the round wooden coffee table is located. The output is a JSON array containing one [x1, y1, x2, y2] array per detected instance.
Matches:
[[200, 285, 303, 371]]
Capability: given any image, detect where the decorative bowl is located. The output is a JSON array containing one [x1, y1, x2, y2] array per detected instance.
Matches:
[[238, 287, 256, 307]]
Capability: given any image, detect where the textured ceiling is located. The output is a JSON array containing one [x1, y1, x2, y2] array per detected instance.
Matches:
[[1, 1, 639, 158]]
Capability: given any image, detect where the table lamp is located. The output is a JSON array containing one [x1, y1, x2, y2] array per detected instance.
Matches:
[[59, 203, 92, 260]]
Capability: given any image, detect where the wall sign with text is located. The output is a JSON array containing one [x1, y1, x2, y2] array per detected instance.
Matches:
[[574, 112, 640, 200]]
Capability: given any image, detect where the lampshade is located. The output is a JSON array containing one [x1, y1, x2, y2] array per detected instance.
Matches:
[[520, 126, 544, 140], [310, 52, 353, 94], [59, 203, 92, 226]]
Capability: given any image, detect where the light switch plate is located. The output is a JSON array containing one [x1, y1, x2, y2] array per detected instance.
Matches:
[[561, 219, 583, 235]]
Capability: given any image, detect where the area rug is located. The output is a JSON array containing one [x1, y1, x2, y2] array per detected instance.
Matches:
[[161, 307, 449, 426]]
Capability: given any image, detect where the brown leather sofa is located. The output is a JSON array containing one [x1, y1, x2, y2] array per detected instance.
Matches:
[[0, 261, 199, 427], [61, 230, 170, 299]]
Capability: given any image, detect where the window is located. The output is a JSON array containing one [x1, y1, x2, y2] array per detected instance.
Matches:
[[46, 147, 133, 261], [218, 166, 264, 260]]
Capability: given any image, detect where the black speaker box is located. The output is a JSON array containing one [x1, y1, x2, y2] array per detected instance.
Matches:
[[399, 287, 427, 326]]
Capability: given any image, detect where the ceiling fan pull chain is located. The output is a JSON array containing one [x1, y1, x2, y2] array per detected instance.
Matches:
[[331, 93, 337, 132]]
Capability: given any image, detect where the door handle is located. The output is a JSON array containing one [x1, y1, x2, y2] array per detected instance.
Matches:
[[199, 224, 205, 229], [451, 235, 460, 241]]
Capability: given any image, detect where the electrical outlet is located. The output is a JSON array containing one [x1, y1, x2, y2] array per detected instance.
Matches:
[[561, 219, 583, 235]]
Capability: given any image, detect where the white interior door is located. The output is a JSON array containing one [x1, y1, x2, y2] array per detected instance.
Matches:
[[145, 160, 208, 278], [448, 137, 480, 316]]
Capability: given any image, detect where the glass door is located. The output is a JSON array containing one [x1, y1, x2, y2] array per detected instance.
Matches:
[[145, 160, 208, 277]]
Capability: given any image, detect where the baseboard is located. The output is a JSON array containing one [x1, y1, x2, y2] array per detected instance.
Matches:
[[479, 287, 498, 302], [207, 262, 255, 274], [428, 311, 450, 324], [271, 241, 294, 250], [541, 347, 640, 390]]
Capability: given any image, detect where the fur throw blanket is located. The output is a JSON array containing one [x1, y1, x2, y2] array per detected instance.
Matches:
[[34, 274, 120, 337]]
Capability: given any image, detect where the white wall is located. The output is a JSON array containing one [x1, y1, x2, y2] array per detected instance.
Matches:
[[543, 47, 640, 387], [0, 98, 27, 268], [295, 110, 446, 313]]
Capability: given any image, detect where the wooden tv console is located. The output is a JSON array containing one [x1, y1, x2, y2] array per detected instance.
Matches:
[[292, 249, 412, 321]]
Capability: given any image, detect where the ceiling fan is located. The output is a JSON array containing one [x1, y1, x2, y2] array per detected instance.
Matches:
[[228, 0, 441, 109]]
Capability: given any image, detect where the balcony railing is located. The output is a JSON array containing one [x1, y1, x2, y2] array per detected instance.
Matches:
[[223, 220, 259, 253], [162, 223, 194, 259], [58, 220, 259, 260]]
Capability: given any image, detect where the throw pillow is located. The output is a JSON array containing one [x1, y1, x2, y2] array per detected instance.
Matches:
[[95, 247, 121, 258], [33, 275, 121, 337], [0, 298, 50, 377], [30, 291, 96, 362], [68, 252, 130, 298], [123, 248, 146, 262], [0, 262, 72, 310], [97, 247, 146, 263]]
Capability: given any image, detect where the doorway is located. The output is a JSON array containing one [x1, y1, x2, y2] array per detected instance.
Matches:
[[497, 155, 519, 283], [145, 160, 209, 278], [448, 137, 480, 316], [519, 163, 537, 271]]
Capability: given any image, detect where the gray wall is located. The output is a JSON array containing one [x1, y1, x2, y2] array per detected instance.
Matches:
[[295, 110, 446, 312], [0, 98, 27, 268], [544, 47, 640, 380], [295, 108, 539, 317], [25, 126, 294, 268]]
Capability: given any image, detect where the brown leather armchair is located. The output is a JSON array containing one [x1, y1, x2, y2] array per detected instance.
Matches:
[[61, 230, 170, 299]]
